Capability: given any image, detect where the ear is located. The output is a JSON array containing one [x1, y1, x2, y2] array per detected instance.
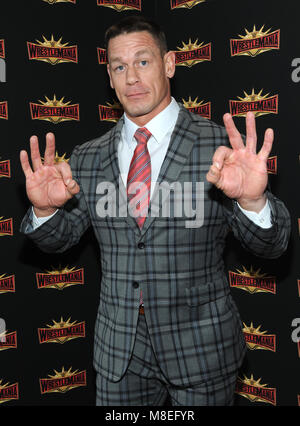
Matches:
[[164, 51, 176, 79], [107, 64, 114, 89]]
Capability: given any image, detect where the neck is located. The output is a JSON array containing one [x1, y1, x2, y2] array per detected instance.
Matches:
[[125, 96, 172, 127]]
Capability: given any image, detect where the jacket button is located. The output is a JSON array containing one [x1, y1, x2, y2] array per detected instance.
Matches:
[[138, 242, 145, 249], [133, 281, 139, 289]]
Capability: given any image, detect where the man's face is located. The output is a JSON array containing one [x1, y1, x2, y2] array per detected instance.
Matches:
[[107, 31, 175, 126]]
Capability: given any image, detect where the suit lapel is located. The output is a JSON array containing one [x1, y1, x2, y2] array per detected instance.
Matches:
[[140, 105, 200, 236], [100, 116, 141, 235]]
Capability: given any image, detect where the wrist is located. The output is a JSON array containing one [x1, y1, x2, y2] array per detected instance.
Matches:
[[33, 206, 57, 218], [236, 194, 267, 213]]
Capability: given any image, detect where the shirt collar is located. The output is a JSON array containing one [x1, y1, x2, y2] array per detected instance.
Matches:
[[123, 97, 179, 147]]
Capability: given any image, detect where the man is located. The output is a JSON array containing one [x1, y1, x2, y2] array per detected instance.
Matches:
[[20, 16, 290, 406]]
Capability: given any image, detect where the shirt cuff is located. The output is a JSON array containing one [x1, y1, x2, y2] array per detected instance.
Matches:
[[32, 207, 58, 230], [237, 199, 272, 229]]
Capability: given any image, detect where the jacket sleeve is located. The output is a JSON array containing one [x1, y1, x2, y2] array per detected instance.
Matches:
[[221, 188, 291, 259], [19, 144, 91, 253]]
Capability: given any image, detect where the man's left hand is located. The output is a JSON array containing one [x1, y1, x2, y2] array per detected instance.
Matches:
[[206, 111, 273, 213]]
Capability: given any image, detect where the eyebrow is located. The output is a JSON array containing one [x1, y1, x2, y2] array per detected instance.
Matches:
[[135, 49, 153, 57], [109, 48, 153, 64]]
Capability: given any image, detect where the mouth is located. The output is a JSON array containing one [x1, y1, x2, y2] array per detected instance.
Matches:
[[126, 92, 148, 100]]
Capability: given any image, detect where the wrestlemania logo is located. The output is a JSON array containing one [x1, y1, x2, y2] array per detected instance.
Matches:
[[229, 266, 276, 294], [41, 151, 69, 165], [0, 274, 15, 294], [235, 374, 276, 405], [30, 95, 80, 124], [38, 317, 85, 344], [174, 39, 211, 67], [0, 217, 13, 237], [0, 101, 8, 120], [229, 89, 278, 118], [39, 367, 86, 394], [36, 266, 84, 290], [0, 380, 19, 404], [243, 322, 276, 352], [99, 100, 123, 122], [182, 96, 211, 119], [0, 39, 5, 58], [0, 159, 10, 178], [97, 48, 108, 65], [170, 0, 206, 9], [0, 330, 17, 352], [267, 156, 277, 174], [27, 35, 78, 65], [230, 25, 280, 57], [96, 0, 142, 12]]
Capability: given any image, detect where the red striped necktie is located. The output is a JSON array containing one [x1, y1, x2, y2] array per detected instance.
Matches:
[[127, 127, 152, 229]]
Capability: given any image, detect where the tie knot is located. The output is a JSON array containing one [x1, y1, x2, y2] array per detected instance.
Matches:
[[134, 127, 152, 145]]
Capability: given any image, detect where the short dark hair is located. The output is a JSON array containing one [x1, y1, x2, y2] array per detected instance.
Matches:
[[104, 15, 168, 56]]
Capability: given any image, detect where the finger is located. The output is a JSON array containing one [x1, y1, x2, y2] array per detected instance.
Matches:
[[66, 179, 80, 196], [206, 163, 221, 185], [44, 133, 56, 166], [55, 161, 73, 185], [212, 145, 234, 169], [20, 150, 33, 178], [223, 113, 245, 150], [30, 135, 43, 171], [245, 111, 257, 154], [258, 128, 274, 161], [55, 162, 80, 195]]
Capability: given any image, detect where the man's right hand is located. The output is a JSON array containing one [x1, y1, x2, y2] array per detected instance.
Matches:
[[20, 132, 80, 217]]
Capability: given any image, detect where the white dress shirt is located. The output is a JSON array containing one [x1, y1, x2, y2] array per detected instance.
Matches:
[[32, 97, 272, 229], [119, 97, 179, 198]]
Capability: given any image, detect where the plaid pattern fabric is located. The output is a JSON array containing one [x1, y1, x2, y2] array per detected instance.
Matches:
[[96, 314, 238, 406], [20, 104, 291, 387], [127, 127, 152, 229]]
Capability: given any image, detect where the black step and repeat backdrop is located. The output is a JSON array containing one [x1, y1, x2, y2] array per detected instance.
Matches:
[[0, 0, 299, 406]]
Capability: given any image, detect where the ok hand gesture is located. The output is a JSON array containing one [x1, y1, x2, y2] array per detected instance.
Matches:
[[20, 133, 80, 217], [206, 111, 273, 212]]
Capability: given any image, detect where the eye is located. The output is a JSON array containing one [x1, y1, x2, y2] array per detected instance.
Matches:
[[139, 60, 148, 67], [115, 65, 125, 72]]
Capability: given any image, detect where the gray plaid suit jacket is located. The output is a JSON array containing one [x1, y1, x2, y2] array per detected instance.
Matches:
[[20, 104, 290, 387]]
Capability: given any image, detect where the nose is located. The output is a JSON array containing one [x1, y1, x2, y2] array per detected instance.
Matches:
[[126, 65, 139, 85]]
